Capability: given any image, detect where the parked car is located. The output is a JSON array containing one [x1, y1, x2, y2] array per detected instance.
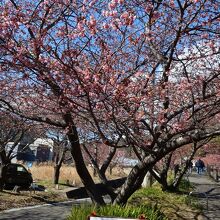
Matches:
[[0, 163, 33, 190]]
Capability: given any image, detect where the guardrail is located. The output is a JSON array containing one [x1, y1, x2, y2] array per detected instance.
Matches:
[[206, 164, 219, 182]]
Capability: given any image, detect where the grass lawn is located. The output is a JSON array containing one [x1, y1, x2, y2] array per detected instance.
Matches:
[[128, 185, 202, 220]]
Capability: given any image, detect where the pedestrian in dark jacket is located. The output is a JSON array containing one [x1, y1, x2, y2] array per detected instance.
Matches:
[[195, 159, 205, 174]]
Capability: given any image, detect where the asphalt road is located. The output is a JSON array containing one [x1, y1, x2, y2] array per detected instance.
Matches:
[[0, 199, 91, 220]]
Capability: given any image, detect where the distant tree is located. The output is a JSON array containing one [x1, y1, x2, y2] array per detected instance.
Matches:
[[49, 130, 70, 185], [0, 111, 37, 165]]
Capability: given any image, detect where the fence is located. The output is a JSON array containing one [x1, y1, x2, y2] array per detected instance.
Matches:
[[206, 164, 219, 182]]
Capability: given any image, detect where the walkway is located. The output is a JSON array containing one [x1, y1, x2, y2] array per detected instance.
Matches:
[[0, 199, 92, 220], [188, 172, 220, 220]]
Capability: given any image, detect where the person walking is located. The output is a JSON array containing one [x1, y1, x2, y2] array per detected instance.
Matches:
[[195, 158, 205, 174]]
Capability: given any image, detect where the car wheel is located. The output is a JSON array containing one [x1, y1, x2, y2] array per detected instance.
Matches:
[[4, 184, 14, 190]]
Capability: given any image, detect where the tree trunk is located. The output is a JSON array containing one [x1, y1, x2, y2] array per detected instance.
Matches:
[[64, 114, 105, 205], [53, 165, 61, 185], [113, 165, 148, 205], [53, 145, 66, 185], [113, 151, 170, 205], [113, 154, 157, 205], [93, 145, 98, 177], [109, 165, 113, 175], [0, 151, 11, 165], [69, 134, 105, 205], [100, 147, 116, 175], [142, 171, 153, 187]]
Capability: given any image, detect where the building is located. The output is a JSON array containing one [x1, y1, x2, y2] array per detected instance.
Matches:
[[7, 138, 54, 163]]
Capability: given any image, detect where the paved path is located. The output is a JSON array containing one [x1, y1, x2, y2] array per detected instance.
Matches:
[[188, 172, 220, 220], [0, 199, 92, 220]]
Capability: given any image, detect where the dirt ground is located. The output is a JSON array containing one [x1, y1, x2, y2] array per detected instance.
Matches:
[[0, 189, 68, 211], [0, 165, 127, 212]]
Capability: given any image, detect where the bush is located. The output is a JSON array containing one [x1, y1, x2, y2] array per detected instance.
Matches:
[[178, 178, 194, 192], [67, 204, 167, 220]]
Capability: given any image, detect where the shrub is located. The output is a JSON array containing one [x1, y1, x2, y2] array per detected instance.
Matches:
[[178, 178, 194, 192], [67, 204, 167, 220]]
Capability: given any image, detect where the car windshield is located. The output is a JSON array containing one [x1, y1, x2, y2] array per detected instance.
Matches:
[[17, 165, 28, 173]]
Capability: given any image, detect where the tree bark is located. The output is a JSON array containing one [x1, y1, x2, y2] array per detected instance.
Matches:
[[64, 113, 105, 205], [69, 132, 105, 204], [100, 147, 116, 175], [113, 154, 158, 205], [53, 145, 66, 185], [0, 151, 11, 165], [53, 164, 61, 185]]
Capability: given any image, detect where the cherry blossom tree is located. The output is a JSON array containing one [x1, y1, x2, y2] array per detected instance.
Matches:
[[0, 111, 24, 164], [0, 0, 220, 205], [0, 110, 41, 165]]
